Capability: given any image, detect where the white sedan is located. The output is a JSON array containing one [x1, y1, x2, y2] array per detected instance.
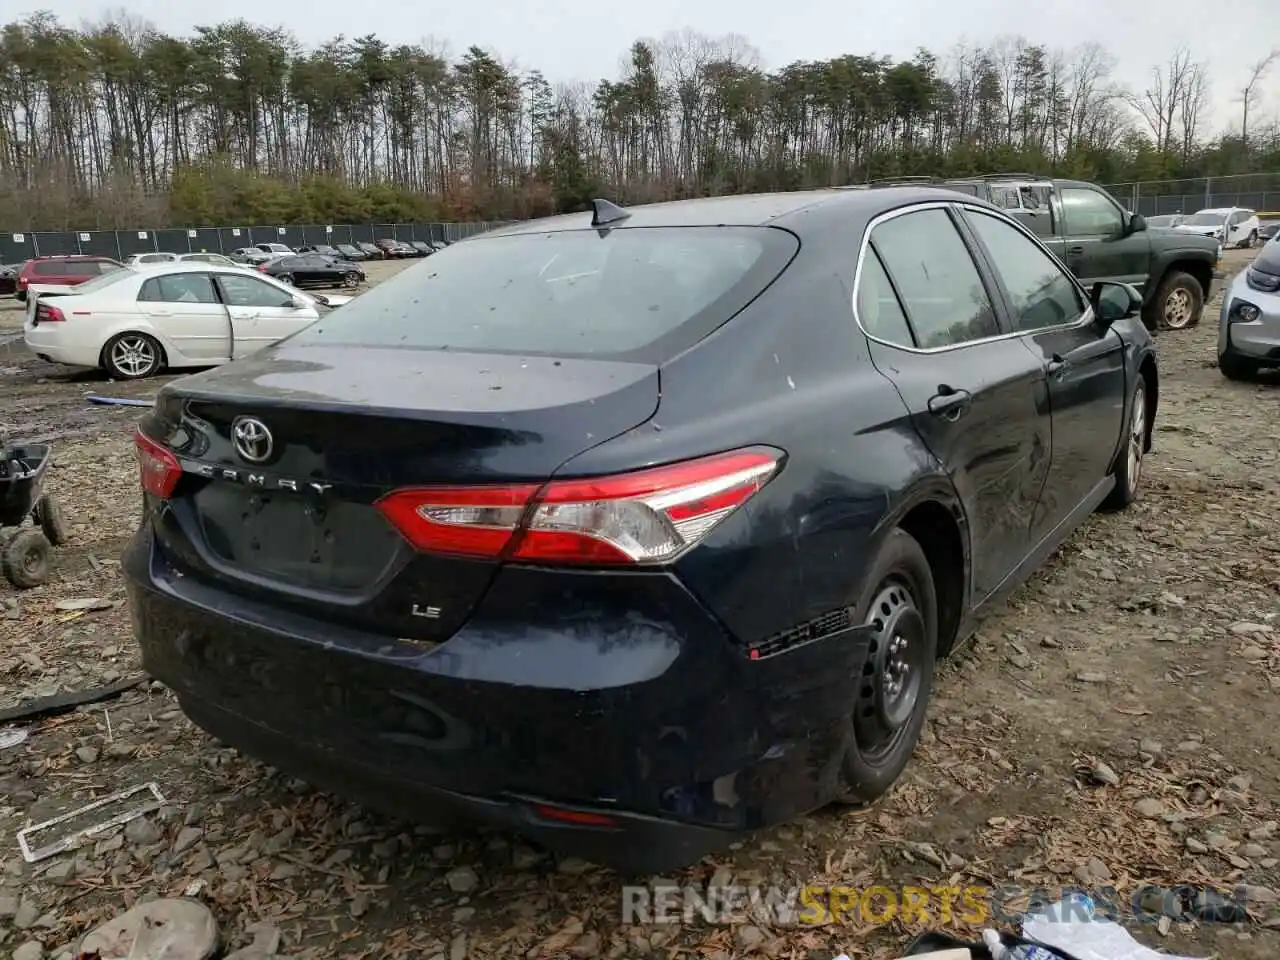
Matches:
[[23, 263, 352, 380]]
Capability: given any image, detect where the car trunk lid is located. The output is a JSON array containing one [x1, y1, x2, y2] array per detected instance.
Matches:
[[144, 342, 660, 641]]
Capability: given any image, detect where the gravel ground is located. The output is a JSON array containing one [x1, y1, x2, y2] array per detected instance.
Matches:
[[2, 248, 1279, 960]]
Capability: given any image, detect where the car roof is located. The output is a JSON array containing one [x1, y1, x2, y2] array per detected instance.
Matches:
[[27, 254, 112, 262], [482, 187, 997, 239]]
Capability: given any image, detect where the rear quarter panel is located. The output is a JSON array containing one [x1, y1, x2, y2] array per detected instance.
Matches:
[[551, 230, 962, 649]]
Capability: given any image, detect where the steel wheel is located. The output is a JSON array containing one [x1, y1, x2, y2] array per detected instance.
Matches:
[[854, 578, 928, 762], [342, 272, 360, 288], [1162, 287, 1194, 329], [106, 334, 161, 379], [1126, 384, 1146, 497]]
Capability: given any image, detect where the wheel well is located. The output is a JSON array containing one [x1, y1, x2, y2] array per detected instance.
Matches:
[[898, 501, 965, 657], [99, 332, 168, 371], [1139, 355, 1158, 452], [1164, 259, 1213, 300]]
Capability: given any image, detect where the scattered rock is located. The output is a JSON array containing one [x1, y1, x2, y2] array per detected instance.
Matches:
[[445, 866, 479, 893], [54, 598, 112, 612], [1138, 739, 1163, 758], [74, 746, 99, 764], [14, 899, 40, 929], [1089, 760, 1120, 786], [1230, 621, 1273, 635], [13, 942, 43, 960], [1186, 837, 1209, 854], [734, 925, 767, 951], [77, 898, 218, 959], [1074, 671, 1107, 683], [173, 827, 203, 854], [556, 857, 592, 876], [1134, 798, 1165, 819], [125, 817, 163, 846]]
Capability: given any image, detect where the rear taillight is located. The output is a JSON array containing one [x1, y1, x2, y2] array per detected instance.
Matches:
[[36, 302, 66, 323], [375, 449, 782, 565], [133, 428, 182, 498], [257, 265, 269, 272]]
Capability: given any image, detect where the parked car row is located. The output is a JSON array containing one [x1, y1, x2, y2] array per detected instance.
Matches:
[[229, 238, 452, 264]]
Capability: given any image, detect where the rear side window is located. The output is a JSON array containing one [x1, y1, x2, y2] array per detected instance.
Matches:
[[870, 209, 1000, 349], [295, 226, 799, 362], [138, 273, 218, 304], [32, 261, 68, 276]]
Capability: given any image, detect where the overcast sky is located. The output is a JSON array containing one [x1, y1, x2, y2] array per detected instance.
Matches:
[[24, 0, 1280, 136]]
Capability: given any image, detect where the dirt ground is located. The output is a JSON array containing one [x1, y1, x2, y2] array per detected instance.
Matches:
[[2, 249, 1279, 960]]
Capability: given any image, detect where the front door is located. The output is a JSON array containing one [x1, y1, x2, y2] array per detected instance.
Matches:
[[959, 206, 1127, 539], [1058, 184, 1152, 292], [213, 272, 317, 359], [859, 205, 1051, 601], [135, 271, 230, 361]]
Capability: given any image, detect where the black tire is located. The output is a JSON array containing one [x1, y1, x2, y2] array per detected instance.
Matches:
[[15, 290, 26, 303], [1, 528, 52, 589], [1219, 352, 1259, 382], [1102, 373, 1149, 511], [102, 332, 163, 380], [1144, 270, 1203, 331], [837, 528, 938, 804], [35, 495, 68, 546], [342, 272, 360, 288], [1244, 230, 1258, 250]]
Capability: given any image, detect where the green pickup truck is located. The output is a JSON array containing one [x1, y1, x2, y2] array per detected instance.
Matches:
[[870, 174, 1224, 331]]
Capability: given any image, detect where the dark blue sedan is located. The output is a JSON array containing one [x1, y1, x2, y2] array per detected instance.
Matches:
[[125, 188, 1158, 872]]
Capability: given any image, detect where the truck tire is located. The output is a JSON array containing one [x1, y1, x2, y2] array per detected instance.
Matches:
[[1144, 270, 1203, 331]]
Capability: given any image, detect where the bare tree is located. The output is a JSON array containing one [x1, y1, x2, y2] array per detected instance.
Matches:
[[1176, 63, 1210, 161], [1126, 48, 1202, 153], [1240, 50, 1278, 149]]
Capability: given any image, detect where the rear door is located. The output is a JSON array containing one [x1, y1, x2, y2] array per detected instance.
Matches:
[[213, 271, 317, 358], [136, 272, 231, 361], [858, 204, 1051, 601], [959, 205, 1126, 540], [1059, 184, 1151, 291]]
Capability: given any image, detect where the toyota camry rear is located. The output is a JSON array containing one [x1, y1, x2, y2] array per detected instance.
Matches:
[[123, 203, 877, 871]]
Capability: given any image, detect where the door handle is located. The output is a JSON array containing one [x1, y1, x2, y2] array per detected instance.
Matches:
[[1067, 246, 1085, 256], [1047, 353, 1069, 376], [928, 386, 972, 421], [150, 309, 171, 317]]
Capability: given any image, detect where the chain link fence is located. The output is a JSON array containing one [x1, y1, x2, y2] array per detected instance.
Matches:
[[0, 221, 512, 265], [1102, 173, 1280, 216]]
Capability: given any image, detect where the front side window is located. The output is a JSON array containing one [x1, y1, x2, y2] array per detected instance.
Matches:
[[215, 273, 294, 308], [869, 208, 1001, 349], [966, 211, 1085, 332], [138, 273, 218, 304], [1061, 188, 1124, 237]]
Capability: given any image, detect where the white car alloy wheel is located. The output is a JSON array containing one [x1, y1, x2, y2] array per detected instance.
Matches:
[[106, 333, 161, 378], [1126, 384, 1146, 497]]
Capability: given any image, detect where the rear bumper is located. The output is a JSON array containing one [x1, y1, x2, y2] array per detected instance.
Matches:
[[123, 528, 872, 872]]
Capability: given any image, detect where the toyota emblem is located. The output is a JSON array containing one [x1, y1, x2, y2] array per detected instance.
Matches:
[[231, 417, 274, 464]]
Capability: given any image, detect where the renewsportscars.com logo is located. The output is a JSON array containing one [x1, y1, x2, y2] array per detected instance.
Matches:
[[620, 883, 1254, 926]]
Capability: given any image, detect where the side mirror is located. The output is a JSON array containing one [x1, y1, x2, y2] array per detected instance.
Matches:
[[1127, 213, 1147, 234], [311, 294, 330, 307], [288, 295, 309, 310], [1091, 281, 1143, 325]]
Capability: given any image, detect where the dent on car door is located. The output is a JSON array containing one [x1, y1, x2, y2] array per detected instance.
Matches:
[[960, 207, 1127, 539], [214, 273, 311, 358], [857, 205, 1050, 602], [135, 272, 231, 361], [1059, 186, 1150, 290]]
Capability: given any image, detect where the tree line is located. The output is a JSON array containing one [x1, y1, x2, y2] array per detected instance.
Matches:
[[1, 13, 1277, 229]]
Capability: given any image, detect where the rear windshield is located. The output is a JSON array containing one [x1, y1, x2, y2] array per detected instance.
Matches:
[[63, 269, 134, 296], [1184, 212, 1225, 226], [294, 226, 799, 362]]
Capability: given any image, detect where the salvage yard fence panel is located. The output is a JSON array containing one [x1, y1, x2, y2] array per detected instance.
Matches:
[[1101, 173, 1280, 217], [0, 221, 512, 264]]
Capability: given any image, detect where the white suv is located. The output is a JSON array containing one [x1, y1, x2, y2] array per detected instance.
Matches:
[[1177, 207, 1261, 249]]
